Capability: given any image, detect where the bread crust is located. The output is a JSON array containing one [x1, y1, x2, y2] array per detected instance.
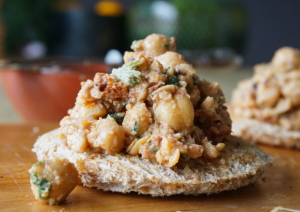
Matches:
[[232, 118, 300, 149], [33, 129, 273, 196]]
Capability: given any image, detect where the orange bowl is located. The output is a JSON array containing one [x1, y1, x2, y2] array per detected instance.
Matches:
[[0, 61, 108, 122]]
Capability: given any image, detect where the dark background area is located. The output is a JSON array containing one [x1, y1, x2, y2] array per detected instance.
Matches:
[[122, 0, 300, 65], [240, 0, 300, 65], [1, 0, 300, 65]]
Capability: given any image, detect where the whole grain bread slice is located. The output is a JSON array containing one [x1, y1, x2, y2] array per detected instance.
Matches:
[[232, 118, 300, 149], [32, 129, 273, 196]]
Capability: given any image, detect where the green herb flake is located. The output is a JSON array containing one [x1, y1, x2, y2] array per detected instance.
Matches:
[[164, 67, 171, 73], [218, 97, 225, 105], [131, 122, 139, 135], [109, 113, 124, 124], [109, 113, 124, 120], [30, 172, 38, 182], [117, 100, 128, 108], [167, 75, 179, 86], [164, 43, 170, 49], [34, 178, 51, 200], [150, 148, 158, 153], [127, 60, 143, 69], [112, 60, 143, 87], [33, 161, 44, 166]]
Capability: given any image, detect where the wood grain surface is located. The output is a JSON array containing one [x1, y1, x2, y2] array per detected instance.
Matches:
[[0, 123, 300, 212]]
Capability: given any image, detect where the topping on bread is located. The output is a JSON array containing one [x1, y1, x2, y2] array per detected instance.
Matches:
[[230, 47, 300, 148], [32, 34, 273, 196], [59, 34, 231, 167]]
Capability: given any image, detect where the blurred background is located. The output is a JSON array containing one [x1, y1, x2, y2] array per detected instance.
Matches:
[[1, 0, 300, 123]]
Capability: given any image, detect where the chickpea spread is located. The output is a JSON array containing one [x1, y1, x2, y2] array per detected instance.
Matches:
[[231, 47, 300, 131], [59, 34, 232, 167]]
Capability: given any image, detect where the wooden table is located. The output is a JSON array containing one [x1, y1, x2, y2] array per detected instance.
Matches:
[[1, 123, 300, 212]]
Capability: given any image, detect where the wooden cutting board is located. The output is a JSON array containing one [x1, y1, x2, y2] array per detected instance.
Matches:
[[1, 123, 300, 212]]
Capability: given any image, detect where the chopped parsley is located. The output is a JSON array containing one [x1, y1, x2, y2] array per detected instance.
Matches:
[[117, 100, 128, 108], [127, 60, 143, 69], [164, 67, 176, 76], [34, 178, 51, 200], [30, 172, 38, 182], [131, 122, 139, 135], [150, 148, 158, 153], [164, 43, 170, 49], [30, 171, 51, 200], [109, 113, 124, 125], [167, 75, 179, 86], [112, 60, 143, 86], [217, 97, 225, 105], [164, 67, 171, 73], [33, 161, 44, 166]]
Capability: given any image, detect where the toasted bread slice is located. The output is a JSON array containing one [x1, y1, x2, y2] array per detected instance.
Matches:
[[232, 118, 300, 149], [32, 129, 273, 196]]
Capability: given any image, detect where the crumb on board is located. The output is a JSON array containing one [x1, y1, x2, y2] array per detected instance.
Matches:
[[52, 209, 65, 212], [270, 206, 300, 212], [225, 205, 238, 208], [261, 206, 271, 209], [31, 126, 40, 137]]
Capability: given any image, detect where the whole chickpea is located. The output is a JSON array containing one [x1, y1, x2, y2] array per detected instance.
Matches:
[[152, 85, 194, 131], [87, 116, 125, 154], [122, 103, 153, 136], [155, 51, 187, 69], [272, 47, 300, 69], [28, 158, 79, 205]]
